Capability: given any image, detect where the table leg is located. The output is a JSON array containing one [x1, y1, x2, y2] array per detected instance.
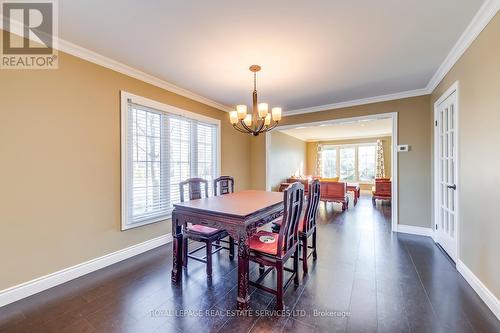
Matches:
[[237, 235, 250, 310], [171, 211, 183, 283]]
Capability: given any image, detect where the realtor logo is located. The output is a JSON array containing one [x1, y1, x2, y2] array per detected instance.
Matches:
[[1, 0, 58, 69]]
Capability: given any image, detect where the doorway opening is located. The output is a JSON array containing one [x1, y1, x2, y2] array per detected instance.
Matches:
[[265, 112, 398, 231]]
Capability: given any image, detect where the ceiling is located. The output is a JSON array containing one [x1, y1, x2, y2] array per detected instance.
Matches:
[[58, 0, 485, 111], [279, 118, 392, 141]]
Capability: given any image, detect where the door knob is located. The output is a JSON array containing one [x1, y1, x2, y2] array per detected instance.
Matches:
[[447, 184, 457, 190]]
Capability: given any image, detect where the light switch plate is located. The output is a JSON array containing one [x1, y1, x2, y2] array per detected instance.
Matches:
[[397, 145, 410, 152]]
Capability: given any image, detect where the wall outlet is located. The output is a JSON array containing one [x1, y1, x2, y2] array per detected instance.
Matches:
[[397, 145, 410, 152]]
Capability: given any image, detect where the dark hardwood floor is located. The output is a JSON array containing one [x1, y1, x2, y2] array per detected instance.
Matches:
[[1, 194, 499, 333]]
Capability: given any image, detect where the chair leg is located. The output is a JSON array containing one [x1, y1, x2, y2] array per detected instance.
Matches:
[[293, 250, 300, 286], [312, 229, 318, 260], [182, 238, 188, 268], [206, 241, 212, 277], [259, 264, 265, 275], [276, 262, 284, 310], [229, 236, 235, 260], [372, 197, 376, 205], [301, 236, 308, 275]]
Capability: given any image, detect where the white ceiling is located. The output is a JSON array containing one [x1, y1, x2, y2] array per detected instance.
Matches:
[[58, 0, 485, 111], [280, 118, 392, 141]]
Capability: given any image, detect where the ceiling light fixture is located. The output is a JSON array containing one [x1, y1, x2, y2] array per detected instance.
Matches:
[[229, 65, 282, 136]]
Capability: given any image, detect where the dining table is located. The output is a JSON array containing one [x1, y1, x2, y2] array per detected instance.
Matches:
[[171, 190, 284, 310]]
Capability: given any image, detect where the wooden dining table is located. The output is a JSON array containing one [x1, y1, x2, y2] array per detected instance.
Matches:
[[171, 190, 284, 310]]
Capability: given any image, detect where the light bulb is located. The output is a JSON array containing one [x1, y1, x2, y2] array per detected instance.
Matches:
[[236, 105, 247, 120]]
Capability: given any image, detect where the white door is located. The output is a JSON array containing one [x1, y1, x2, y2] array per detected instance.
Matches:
[[435, 89, 458, 261]]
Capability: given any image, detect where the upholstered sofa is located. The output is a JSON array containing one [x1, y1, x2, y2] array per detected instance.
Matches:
[[318, 180, 349, 211]]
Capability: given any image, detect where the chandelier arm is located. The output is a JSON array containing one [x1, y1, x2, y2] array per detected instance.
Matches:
[[239, 120, 255, 133], [255, 118, 266, 133], [262, 121, 279, 133], [233, 123, 252, 134]]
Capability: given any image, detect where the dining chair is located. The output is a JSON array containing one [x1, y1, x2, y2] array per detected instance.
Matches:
[[272, 180, 321, 274], [248, 182, 304, 310], [180, 177, 233, 277], [213, 176, 236, 258], [299, 179, 321, 274], [213, 175, 235, 196]]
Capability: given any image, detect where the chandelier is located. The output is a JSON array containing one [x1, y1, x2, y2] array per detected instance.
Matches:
[[229, 65, 282, 136]]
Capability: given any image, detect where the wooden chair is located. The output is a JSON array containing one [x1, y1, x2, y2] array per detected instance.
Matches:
[[213, 176, 236, 256], [248, 182, 304, 310], [372, 178, 392, 204], [272, 180, 321, 274], [319, 180, 349, 211], [213, 176, 234, 196], [299, 179, 321, 274], [180, 178, 233, 277]]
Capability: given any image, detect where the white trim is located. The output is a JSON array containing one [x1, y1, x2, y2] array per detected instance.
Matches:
[[0, 234, 172, 307], [457, 260, 500, 321], [397, 225, 434, 237], [279, 0, 499, 116], [1, 17, 231, 112], [3, 2, 499, 116], [284, 89, 429, 116], [433, 82, 460, 261], [426, 0, 500, 91], [304, 133, 393, 143], [270, 112, 398, 229], [3, 2, 499, 117], [391, 112, 398, 232], [277, 113, 396, 131], [122, 91, 221, 125], [120, 91, 221, 230]]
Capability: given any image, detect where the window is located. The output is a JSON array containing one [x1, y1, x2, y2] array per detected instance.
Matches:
[[121, 92, 220, 230], [321, 143, 377, 183], [321, 149, 337, 178], [339, 147, 356, 181], [358, 145, 376, 182]]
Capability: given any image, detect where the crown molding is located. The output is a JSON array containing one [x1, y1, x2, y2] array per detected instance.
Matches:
[[284, 88, 429, 116], [426, 0, 500, 91], [285, 0, 499, 116], [1, 17, 232, 112], [3, 0, 499, 116]]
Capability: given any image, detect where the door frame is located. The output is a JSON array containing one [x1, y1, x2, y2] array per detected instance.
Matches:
[[266, 112, 398, 232], [433, 81, 460, 262]]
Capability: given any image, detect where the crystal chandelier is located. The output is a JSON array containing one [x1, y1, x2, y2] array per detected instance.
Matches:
[[229, 65, 282, 136]]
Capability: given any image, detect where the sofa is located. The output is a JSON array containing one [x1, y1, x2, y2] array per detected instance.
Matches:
[[318, 180, 349, 211], [280, 176, 349, 211]]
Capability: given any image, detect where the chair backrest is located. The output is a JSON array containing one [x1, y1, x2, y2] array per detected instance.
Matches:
[[179, 178, 209, 202], [303, 179, 321, 233], [375, 179, 391, 195], [277, 182, 304, 255], [213, 176, 234, 196]]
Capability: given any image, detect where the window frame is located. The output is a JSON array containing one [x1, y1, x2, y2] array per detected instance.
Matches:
[[120, 91, 221, 231], [321, 142, 378, 184]]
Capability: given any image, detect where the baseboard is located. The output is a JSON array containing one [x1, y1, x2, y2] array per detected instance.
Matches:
[[0, 234, 172, 307], [457, 260, 500, 321], [397, 224, 433, 237]]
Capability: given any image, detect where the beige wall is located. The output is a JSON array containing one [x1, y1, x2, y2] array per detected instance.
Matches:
[[0, 42, 251, 289], [305, 136, 392, 181], [431, 13, 500, 299], [251, 95, 431, 228], [268, 131, 307, 191]]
